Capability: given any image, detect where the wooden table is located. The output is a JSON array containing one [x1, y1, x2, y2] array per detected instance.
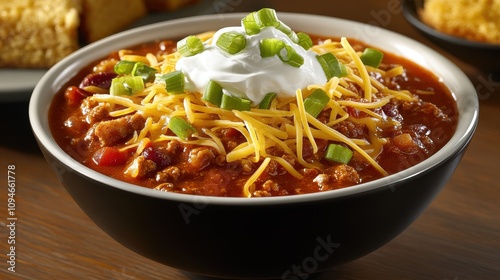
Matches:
[[1, 1, 499, 279]]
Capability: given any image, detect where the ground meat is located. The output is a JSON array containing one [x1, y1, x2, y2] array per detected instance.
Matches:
[[253, 180, 281, 197], [400, 100, 451, 129], [188, 147, 216, 171], [164, 140, 181, 155], [93, 114, 145, 146], [313, 164, 361, 191], [125, 155, 157, 178], [265, 159, 284, 176], [241, 159, 254, 174], [156, 166, 182, 183], [282, 154, 296, 167], [80, 98, 110, 124], [332, 121, 367, 139]]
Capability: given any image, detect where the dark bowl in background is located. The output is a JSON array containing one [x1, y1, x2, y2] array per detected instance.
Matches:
[[29, 13, 479, 279], [403, 0, 500, 79]]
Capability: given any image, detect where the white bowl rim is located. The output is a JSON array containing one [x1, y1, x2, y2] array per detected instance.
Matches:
[[29, 12, 479, 206]]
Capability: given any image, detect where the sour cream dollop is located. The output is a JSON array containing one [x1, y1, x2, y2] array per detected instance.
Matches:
[[175, 26, 327, 105]]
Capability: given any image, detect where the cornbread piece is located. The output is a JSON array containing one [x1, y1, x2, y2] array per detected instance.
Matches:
[[0, 0, 81, 68], [144, 0, 197, 12], [420, 0, 500, 44], [80, 0, 147, 43]]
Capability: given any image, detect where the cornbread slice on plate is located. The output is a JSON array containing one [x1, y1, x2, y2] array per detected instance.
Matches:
[[80, 0, 147, 43], [0, 0, 81, 68], [0, 0, 147, 68]]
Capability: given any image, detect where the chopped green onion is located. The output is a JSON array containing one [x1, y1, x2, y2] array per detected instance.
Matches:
[[169, 116, 197, 140], [316, 53, 348, 80], [216, 31, 247, 55], [360, 48, 384, 68], [114, 60, 136, 74], [297, 32, 313, 50], [131, 62, 157, 83], [155, 71, 185, 94], [259, 38, 285, 58], [255, 8, 280, 28], [303, 89, 329, 117], [240, 8, 300, 42], [324, 143, 353, 164], [203, 80, 223, 107], [241, 12, 260, 35], [177, 35, 204, 57], [277, 45, 304, 67], [276, 21, 298, 43], [258, 92, 277, 109], [221, 94, 252, 111], [110, 76, 144, 96]]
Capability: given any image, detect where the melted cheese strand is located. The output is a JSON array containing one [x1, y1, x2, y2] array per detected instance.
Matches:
[[243, 157, 271, 197], [341, 37, 372, 101]]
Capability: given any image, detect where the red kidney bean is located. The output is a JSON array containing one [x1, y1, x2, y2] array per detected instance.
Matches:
[[79, 72, 118, 89]]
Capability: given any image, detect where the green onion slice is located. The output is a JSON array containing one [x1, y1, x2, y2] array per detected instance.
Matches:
[[110, 76, 144, 96], [324, 143, 353, 164], [203, 80, 224, 107], [131, 62, 157, 83], [216, 32, 247, 55], [297, 32, 313, 50], [360, 48, 384, 68], [177, 35, 204, 57], [255, 8, 280, 28], [155, 71, 185, 94], [303, 89, 330, 117], [258, 92, 277, 109], [221, 94, 252, 111], [259, 38, 285, 58], [114, 60, 136, 75], [276, 21, 299, 43], [241, 12, 260, 35], [169, 116, 197, 140], [277, 45, 304, 67], [316, 53, 348, 80]]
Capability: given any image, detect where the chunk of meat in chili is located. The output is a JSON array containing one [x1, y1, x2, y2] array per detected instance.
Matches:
[[188, 147, 216, 171], [93, 114, 145, 146], [80, 98, 110, 124], [125, 155, 157, 178], [313, 164, 361, 191]]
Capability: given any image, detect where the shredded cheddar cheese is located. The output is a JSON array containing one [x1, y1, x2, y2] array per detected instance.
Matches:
[[89, 34, 418, 197]]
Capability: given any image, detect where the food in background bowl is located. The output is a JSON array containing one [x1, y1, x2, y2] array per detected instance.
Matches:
[[29, 10, 478, 279], [419, 0, 500, 44], [49, 9, 458, 197]]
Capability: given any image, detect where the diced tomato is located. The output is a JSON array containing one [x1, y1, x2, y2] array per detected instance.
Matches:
[[92, 147, 128, 166], [65, 86, 90, 105]]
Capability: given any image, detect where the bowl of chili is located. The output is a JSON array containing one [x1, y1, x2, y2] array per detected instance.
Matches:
[[29, 11, 478, 279]]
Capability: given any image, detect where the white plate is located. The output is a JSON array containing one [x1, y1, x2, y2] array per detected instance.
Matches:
[[0, 69, 46, 101]]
